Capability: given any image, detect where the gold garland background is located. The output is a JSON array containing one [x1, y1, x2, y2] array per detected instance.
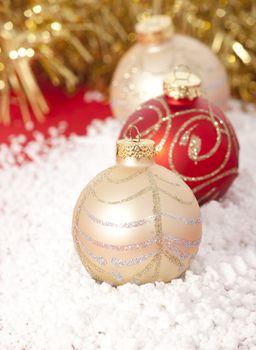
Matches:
[[0, 0, 255, 125]]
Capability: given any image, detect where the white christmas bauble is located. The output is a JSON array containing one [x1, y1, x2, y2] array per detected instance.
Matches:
[[72, 137, 202, 286], [110, 15, 229, 121]]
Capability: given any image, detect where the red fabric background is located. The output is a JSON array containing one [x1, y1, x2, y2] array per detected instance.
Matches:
[[0, 83, 112, 144]]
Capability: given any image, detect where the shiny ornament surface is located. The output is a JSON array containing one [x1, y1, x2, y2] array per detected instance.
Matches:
[[72, 137, 202, 286], [110, 16, 229, 121], [119, 75, 239, 205]]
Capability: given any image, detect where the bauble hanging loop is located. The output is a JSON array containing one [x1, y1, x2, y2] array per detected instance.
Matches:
[[173, 65, 191, 81], [126, 124, 141, 142], [163, 65, 202, 101]]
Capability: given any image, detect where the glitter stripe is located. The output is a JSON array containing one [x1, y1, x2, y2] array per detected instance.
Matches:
[[83, 207, 201, 227], [92, 186, 151, 204], [158, 187, 194, 205], [79, 239, 107, 266], [164, 234, 201, 247], [197, 187, 218, 204], [153, 173, 181, 186], [74, 235, 105, 277], [135, 98, 172, 153], [193, 168, 238, 193], [165, 242, 196, 260], [172, 108, 217, 118], [135, 101, 166, 139], [74, 224, 159, 250], [147, 169, 163, 279], [75, 224, 200, 254], [162, 250, 184, 270], [132, 253, 161, 283], [111, 271, 124, 282], [161, 211, 201, 225], [83, 206, 154, 227], [105, 167, 146, 184], [111, 250, 158, 267], [155, 97, 172, 153], [169, 110, 232, 182], [77, 168, 112, 206]]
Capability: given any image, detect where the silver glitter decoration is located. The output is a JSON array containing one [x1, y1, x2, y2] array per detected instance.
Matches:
[[111, 250, 158, 267], [164, 234, 201, 247], [111, 271, 124, 282], [83, 207, 201, 228], [74, 224, 159, 251], [83, 206, 154, 228], [131, 278, 141, 285], [161, 211, 201, 225], [165, 241, 196, 260], [79, 240, 107, 266], [162, 249, 184, 271]]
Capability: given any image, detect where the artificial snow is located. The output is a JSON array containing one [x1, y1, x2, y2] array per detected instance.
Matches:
[[0, 101, 256, 350]]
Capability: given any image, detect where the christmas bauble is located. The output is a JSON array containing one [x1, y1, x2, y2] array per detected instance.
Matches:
[[119, 67, 239, 205], [110, 15, 229, 121], [72, 136, 202, 286]]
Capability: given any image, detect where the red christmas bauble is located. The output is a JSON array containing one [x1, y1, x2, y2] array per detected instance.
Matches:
[[118, 73, 239, 205]]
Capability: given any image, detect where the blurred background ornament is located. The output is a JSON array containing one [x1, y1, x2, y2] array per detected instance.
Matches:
[[110, 14, 229, 121], [1, 0, 256, 127], [119, 66, 239, 205], [167, 0, 256, 105], [72, 134, 201, 286]]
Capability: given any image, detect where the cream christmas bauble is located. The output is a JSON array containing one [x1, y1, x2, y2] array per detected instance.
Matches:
[[110, 15, 229, 121], [72, 136, 202, 286]]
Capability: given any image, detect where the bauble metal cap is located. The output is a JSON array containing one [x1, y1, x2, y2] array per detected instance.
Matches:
[[116, 126, 156, 161], [163, 65, 202, 100], [135, 15, 174, 45]]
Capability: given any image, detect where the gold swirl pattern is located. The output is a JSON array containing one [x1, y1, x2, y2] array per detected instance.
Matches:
[[120, 97, 239, 203], [125, 97, 172, 153], [169, 113, 230, 181], [193, 168, 238, 193]]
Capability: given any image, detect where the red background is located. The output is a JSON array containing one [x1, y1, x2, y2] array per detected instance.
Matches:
[[0, 83, 111, 145]]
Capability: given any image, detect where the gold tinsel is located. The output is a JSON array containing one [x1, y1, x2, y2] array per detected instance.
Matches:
[[0, 0, 141, 125], [0, 1, 255, 125]]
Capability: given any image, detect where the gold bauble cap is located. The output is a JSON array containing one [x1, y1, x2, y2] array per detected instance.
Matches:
[[163, 65, 202, 100], [116, 138, 156, 160], [116, 126, 156, 162], [135, 15, 174, 45]]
